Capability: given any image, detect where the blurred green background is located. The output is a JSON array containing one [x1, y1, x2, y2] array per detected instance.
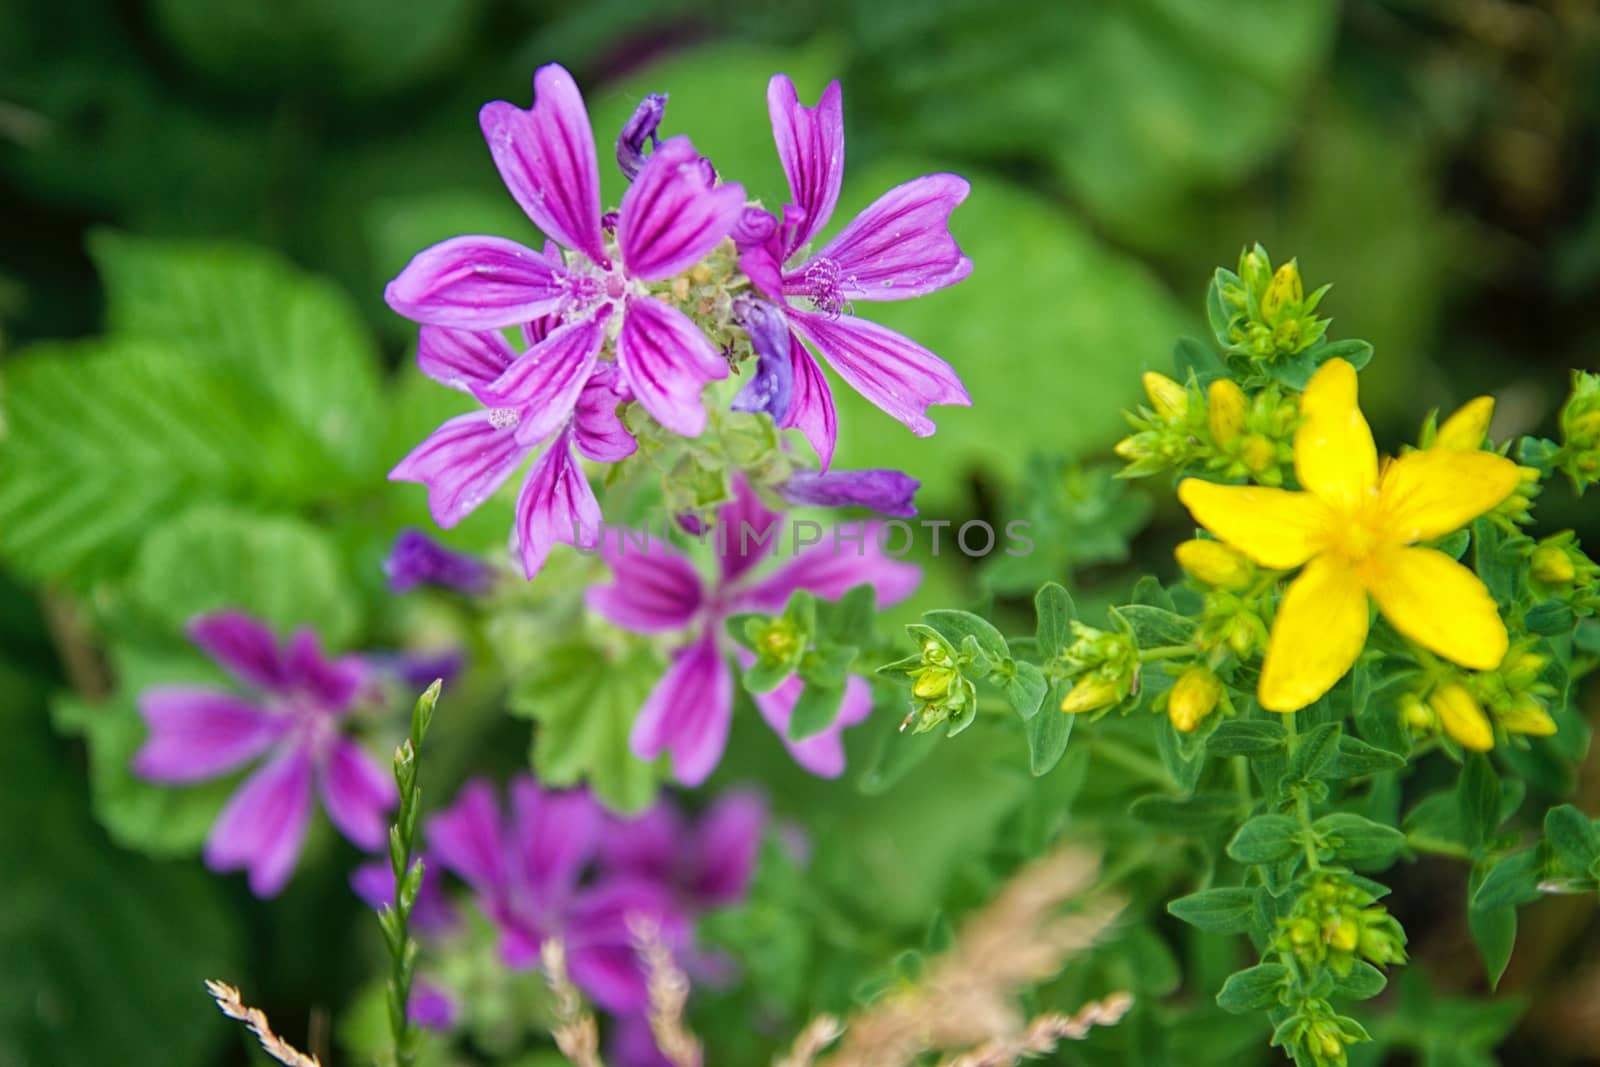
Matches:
[[3, 1, 1598, 1065]]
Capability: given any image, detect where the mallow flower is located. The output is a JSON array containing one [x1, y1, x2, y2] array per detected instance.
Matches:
[[132, 611, 396, 897], [734, 74, 973, 467], [586, 476, 921, 785], [390, 321, 636, 578], [385, 63, 745, 439]]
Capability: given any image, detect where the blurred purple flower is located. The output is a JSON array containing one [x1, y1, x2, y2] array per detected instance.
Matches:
[[586, 476, 920, 785], [132, 611, 396, 897], [778, 468, 919, 517], [616, 93, 668, 180], [424, 777, 683, 1014], [351, 853, 459, 937], [385, 63, 744, 440], [384, 529, 493, 594], [736, 75, 973, 468], [407, 981, 457, 1031]]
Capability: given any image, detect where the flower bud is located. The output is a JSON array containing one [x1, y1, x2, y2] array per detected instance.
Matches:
[[1434, 396, 1494, 451], [1324, 911, 1360, 953], [1261, 261, 1303, 321], [1429, 683, 1494, 751], [1207, 379, 1247, 447], [1530, 543, 1577, 585], [1167, 666, 1223, 732], [1240, 433, 1276, 475], [1176, 538, 1253, 589], [1240, 247, 1271, 294], [1142, 371, 1189, 420], [1061, 675, 1123, 714], [1400, 692, 1434, 733], [1498, 694, 1557, 737]]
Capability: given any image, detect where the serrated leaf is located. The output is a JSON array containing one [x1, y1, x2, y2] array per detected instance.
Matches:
[[1168, 887, 1257, 933], [509, 640, 663, 813], [1216, 963, 1290, 1013]]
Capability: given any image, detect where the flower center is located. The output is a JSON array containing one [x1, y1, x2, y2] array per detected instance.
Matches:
[[487, 407, 521, 431], [802, 256, 848, 317], [1321, 496, 1392, 568]]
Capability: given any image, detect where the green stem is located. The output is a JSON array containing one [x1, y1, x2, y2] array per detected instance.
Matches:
[[1282, 712, 1321, 872], [1138, 644, 1195, 663], [1407, 833, 1472, 860], [381, 680, 442, 1067]]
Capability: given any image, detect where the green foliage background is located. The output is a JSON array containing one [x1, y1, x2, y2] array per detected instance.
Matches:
[[2, 1, 1597, 1065]]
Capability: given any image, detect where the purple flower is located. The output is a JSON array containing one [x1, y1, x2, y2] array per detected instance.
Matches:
[[389, 323, 636, 579], [384, 528, 494, 594], [407, 981, 457, 1031], [385, 64, 745, 439], [586, 477, 921, 785], [778, 468, 919, 517], [424, 776, 682, 1013], [132, 612, 396, 897], [600, 791, 766, 917], [617, 93, 668, 180], [736, 75, 973, 468]]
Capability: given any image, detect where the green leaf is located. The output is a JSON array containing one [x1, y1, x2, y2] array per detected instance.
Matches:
[[1472, 850, 1543, 910], [1326, 735, 1406, 779], [1129, 791, 1241, 831], [1523, 598, 1574, 635], [1003, 660, 1048, 721], [741, 657, 794, 695], [1458, 755, 1501, 851], [510, 640, 664, 813], [1027, 687, 1075, 776], [798, 643, 858, 689], [1168, 887, 1258, 934], [1111, 603, 1196, 649], [129, 505, 361, 646], [1330, 960, 1388, 1001], [857, 718, 943, 795], [921, 609, 1010, 663], [1034, 581, 1076, 658], [1314, 813, 1407, 863], [1206, 719, 1287, 756], [1467, 902, 1518, 989], [816, 584, 877, 649], [1287, 721, 1342, 781], [1216, 963, 1290, 1013], [1544, 804, 1600, 876], [788, 682, 848, 742], [1227, 814, 1301, 865], [1173, 336, 1226, 381]]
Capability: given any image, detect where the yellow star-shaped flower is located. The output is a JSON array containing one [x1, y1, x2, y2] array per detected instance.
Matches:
[[1177, 358, 1522, 712]]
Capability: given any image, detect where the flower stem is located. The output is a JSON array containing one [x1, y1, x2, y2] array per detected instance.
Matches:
[[1137, 644, 1194, 663], [380, 679, 442, 1067]]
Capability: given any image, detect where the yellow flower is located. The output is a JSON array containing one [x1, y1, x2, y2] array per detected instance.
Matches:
[[1175, 538, 1253, 589], [1434, 396, 1494, 451], [1142, 371, 1189, 420], [1429, 683, 1493, 751], [1168, 666, 1223, 732], [1061, 675, 1122, 714], [1177, 359, 1522, 712]]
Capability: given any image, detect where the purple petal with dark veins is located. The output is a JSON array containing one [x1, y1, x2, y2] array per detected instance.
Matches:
[[283, 628, 366, 711], [480, 64, 607, 265], [716, 473, 782, 583], [778, 468, 920, 517], [470, 314, 607, 446], [573, 363, 637, 462], [424, 778, 509, 901], [390, 411, 531, 528], [510, 777, 602, 905], [616, 93, 667, 180], [782, 335, 839, 470], [730, 299, 794, 423], [386, 236, 570, 330], [585, 533, 704, 634], [132, 688, 285, 783], [629, 630, 734, 787], [512, 428, 600, 579], [187, 611, 286, 692], [618, 135, 745, 282], [204, 745, 315, 898], [793, 174, 972, 303], [615, 295, 727, 438], [318, 738, 397, 851], [766, 75, 845, 259], [736, 521, 922, 613], [416, 325, 517, 393], [788, 309, 970, 437]]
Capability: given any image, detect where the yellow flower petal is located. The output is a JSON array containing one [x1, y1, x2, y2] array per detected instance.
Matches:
[[1177, 480, 1330, 570], [1366, 546, 1508, 669], [1295, 358, 1378, 511], [1499, 696, 1557, 737], [1376, 449, 1523, 543], [1429, 683, 1494, 751], [1434, 396, 1494, 451], [1258, 554, 1370, 712], [1174, 539, 1253, 589]]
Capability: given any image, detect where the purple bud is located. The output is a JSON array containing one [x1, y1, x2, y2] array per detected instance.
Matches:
[[385, 647, 466, 692], [676, 512, 709, 536], [779, 469, 920, 518], [384, 529, 493, 594], [408, 981, 457, 1031], [731, 299, 794, 423], [616, 93, 668, 180], [731, 206, 778, 251]]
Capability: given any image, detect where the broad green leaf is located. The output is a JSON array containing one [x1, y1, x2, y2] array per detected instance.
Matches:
[[1207, 719, 1287, 756], [1457, 755, 1501, 851], [1544, 804, 1600, 876], [921, 609, 1010, 663], [510, 640, 664, 813], [1331, 960, 1388, 1001], [1004, 660, 1048, 721], [1167, 887, 1258, 934], [1034, 581, 1076, 659], [1286, 721, 1342, 782], [1227, 814, 1301, 865], [1111, 604, 1196, 650], [129, 505, 361, 646], [1130, 791, 1241, 832], [1027, 684, 1075, 776], [1313, 813, 1407, 864], [1327, 735, 1406, 778], [788, 682, 848, 743], [1467, 902, 1518, 990], [1216, 963, 1290, 1014], [1472, 850, 1543, 911]]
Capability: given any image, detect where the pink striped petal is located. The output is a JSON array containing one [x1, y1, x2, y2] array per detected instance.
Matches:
[[480, 64, 606, 265], [767, 75, 845, 259], [470, 315, 607, 446], [513, 429, 600, 579], [416, 326, 517, 392], [629, 631, 733, 787], [187, 611, 288, 692], [204, 746, 315, 897], [691, 790, 766, 904], [618, 136, 746, 282], [782, 335, 839, 469], [319, 738, 397, 851], [510, 778, 602, 903], [424, 779, 508, 900], [737, 521, 922, 613], [132, 688, 284, 783], [789, 310, 969, 437], [283, 628, 366, 711], [794, 174, 972, 303], [585, 533, 704, 634], [385, 236, 570, 329], [390, 411, 531, 528], [615, 296, 727, 438], [573, 364, 637, 462], [716, 473, 782, 583]]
